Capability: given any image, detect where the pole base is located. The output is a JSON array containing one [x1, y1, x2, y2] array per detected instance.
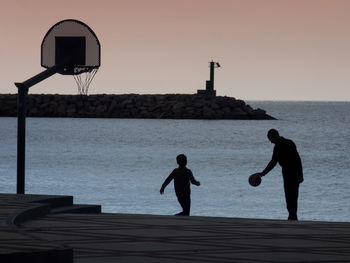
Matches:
[[197, 89, 216, 96]]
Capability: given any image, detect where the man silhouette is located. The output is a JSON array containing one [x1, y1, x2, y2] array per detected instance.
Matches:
[[160, 154, 200, 216], [260, 129, 304, 220]]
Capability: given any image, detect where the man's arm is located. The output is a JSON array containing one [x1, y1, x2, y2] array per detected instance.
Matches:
[[160, 172, 174, 194], [261, 147, 278, 176], [261, 159, 277, 176]]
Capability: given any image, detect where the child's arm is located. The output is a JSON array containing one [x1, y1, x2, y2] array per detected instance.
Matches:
[[189, 171, 200, 186], [160, 172, 174, 194]]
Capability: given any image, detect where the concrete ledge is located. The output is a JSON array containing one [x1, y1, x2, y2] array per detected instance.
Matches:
[[0, 248, 73, 263], [30, 195, 73, 209], [0, 194, 78, 263], [50, 204, 102, 214], [6, 195, 74, 227], [7, 202, 51, 227]]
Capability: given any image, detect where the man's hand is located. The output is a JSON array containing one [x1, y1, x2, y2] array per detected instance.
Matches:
[[195, 181, 200, 186], [297, 176, 304, 183], [160, 188, 164, 195]]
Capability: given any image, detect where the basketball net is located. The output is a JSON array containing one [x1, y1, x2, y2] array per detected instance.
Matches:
[[73, 68, 98, 95]]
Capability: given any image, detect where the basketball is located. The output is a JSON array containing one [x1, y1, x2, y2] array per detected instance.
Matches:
[[249, 173, 262, 187]]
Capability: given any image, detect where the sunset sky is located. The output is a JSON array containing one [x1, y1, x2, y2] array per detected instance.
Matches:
[[1, 0, 350, 101]]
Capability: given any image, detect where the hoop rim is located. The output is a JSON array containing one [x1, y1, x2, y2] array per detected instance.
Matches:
[[59, 65, 100, 75]]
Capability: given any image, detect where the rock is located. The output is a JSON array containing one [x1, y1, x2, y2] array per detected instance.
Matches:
[[66, 104, 76, 116], [230, 108, 247, 118], [202, 106, 216, 119], [57, 104, 66, 115], [96, 105, 107, 114], [172, 102, 186, 114]]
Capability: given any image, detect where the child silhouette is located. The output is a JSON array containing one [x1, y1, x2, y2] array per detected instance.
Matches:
[[160, 154, 200, 216]]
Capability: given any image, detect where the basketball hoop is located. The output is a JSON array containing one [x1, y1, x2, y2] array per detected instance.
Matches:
[[15, 19, 101, 194], [41, 19, 101, 95], [73, 67, 98, 95]]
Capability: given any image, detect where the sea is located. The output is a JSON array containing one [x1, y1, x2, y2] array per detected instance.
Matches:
[[0, 101, 349, 222]]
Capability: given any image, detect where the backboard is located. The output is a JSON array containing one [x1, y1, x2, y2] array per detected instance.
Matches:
[[41, 19, 100, 75]]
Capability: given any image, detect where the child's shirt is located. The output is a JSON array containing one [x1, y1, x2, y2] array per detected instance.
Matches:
[[163, 167, 196, 197]]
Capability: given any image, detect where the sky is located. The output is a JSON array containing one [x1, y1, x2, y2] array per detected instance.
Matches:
[[1, 0, 350, 101]]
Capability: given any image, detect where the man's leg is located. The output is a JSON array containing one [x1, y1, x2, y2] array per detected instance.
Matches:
[[176, 196, 191, 216], [284, 180, 299, 220]]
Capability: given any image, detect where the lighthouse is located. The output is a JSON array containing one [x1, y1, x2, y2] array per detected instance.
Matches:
[[197, 60, 220, 96]]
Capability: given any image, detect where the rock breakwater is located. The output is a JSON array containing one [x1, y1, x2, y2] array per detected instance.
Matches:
[[0, 94, 275, 120]]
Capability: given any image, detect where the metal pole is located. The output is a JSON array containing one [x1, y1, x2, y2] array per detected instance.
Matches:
[[16, 83, 28, 194], [15, 65, 61, 194]]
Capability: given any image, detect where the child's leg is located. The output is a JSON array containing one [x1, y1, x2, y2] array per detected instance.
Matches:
[[176, 196, 191, 216]]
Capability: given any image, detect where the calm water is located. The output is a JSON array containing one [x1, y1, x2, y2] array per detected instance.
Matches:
[[0, 101, 349, 222]]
